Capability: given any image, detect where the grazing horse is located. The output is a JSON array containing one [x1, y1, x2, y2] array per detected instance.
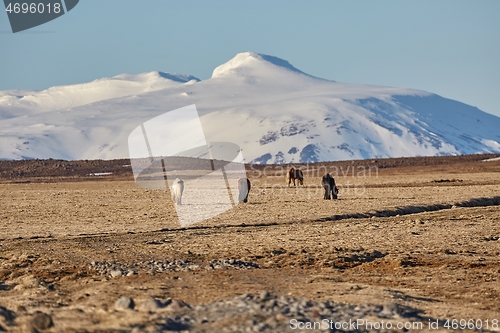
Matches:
[[321, 173, 338, 200], [286, 167, 304, 187], [171, 178, 184, 205], [238, 178, 251, 203]]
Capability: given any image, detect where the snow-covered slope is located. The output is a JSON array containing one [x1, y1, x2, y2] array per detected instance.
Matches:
[[1, 52, 499, 162], [0, 71, 199, 118]]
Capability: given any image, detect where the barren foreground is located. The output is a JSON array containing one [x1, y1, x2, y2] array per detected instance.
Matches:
[[0, 155, 499, 332]]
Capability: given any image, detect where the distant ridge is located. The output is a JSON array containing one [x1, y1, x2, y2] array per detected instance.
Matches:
[[1, 153, 498, 182]]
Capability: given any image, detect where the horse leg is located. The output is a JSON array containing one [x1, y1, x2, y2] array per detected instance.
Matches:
[[324, 185, 330, 200]]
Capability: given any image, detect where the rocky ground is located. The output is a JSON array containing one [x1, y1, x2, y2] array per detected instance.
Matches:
[[0, 154, 499, 332]]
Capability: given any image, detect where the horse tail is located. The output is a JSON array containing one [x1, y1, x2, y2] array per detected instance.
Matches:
[[238, 178, 250, 203], [286, 168, 293, 186]]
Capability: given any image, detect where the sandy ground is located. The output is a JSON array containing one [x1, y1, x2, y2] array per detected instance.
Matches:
[[0, 156, 499, 332]]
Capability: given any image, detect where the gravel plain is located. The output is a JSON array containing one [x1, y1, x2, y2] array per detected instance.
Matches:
[[0, 155, 499, 332]]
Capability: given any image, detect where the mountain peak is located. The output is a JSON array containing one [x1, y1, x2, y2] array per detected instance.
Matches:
[[211, 52, 306, 78]]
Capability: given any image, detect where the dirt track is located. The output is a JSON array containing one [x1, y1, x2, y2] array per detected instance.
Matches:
[[0, 155, 499, 332]]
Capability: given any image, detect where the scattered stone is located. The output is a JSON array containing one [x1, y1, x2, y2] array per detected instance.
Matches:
[[136, 292, 431, 332], [31, 312, 53, 330], [89, 258, 259, 277], [115, 296, 134, 310], [11, 291, 424, 333], [209, 259, 259, 270]]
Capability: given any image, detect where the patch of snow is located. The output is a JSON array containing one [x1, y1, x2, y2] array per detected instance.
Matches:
[[482, 156, 500, 162]]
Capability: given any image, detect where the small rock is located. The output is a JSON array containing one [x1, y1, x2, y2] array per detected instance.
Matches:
[[265, 299, 277, 308], [379, 302, 399, 318], [259, 290, 271, 301], [162, 298, 172, 307], [0, 306, 16, 324], [31, 312, 53, 330], [139, 298, 163, 312], [164, 299, 190, 312], [115, 296, 134, 310], [110, 270, 122, 277]]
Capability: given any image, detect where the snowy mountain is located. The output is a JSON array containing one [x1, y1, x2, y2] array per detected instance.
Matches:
[[1, 52, 499, 163]]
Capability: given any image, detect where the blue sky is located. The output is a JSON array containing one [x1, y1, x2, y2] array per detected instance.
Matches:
[[1, 0, 499, 116]]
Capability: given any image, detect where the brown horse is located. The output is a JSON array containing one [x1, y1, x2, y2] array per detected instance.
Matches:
[[321, 173, 338, 200], [286, 167, 304, 187], [238, 178, 251, 203]]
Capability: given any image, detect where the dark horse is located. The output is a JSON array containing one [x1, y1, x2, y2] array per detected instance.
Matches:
[[321, 173, 338, 200], [238, 178, 251, 203], [286, 167, 304, 187]]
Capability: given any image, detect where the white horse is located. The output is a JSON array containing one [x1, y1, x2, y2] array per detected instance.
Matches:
[[171, 178, 184, 205]]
